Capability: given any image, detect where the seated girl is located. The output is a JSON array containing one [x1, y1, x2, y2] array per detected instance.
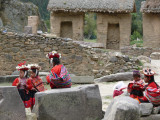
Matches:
[[12, 62, 31, 108], [139, 69, 160, 106], [46, 51, 72, 89], [28, 64, 45, 110], [128, 70, 145, 99]]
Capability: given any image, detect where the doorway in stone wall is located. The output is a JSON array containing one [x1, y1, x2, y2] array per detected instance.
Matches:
[[107, 23, 120, 49], [60, 21, 73, 39]]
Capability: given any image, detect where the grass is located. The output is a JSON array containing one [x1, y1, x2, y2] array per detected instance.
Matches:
[[84, 39, 97, 43], [104, 96, 112, 99], [130, 40, 143, 47]]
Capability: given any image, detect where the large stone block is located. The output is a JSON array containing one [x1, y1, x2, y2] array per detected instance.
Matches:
[[28, 16, 39, 34], [0, 86, 26, 120], [103, 96, 140, 120], [140, 114, 160, 120], [140, 103, 153, 116], [71, 76, 94, 84], [94, 72, 133, 82], [150, 52, 160, 60], [33, 84, 103, 120]]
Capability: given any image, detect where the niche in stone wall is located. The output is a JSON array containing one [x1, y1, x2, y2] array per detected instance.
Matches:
[[60, 21, 73, 39], [107, 23, 120, 49]]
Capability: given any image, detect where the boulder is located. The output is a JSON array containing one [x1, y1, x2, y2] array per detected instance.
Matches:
[[137, 56, 151, 63], [0, 86, 26, 120], [103, 96, 140, 120], [140, 114, 160, 120], [140, 103, 153, 116], [33, 84, 103, 120], [71, 76, 94, 84], [150, 52, 160, 60], [94, 72, 133, 82]]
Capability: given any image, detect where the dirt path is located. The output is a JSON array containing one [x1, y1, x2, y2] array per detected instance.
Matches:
[[97, 59, 160, 111]]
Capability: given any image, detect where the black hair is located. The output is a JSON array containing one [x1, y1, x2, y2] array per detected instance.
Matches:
[[53, 57, 60, 65], [31, 68, 39, 77], [22, 70, 28, 78], [145, 75, 159, 88], [133, 74, 140, 78]]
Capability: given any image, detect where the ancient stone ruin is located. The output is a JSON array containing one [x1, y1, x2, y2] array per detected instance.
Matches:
[[47, 0, 136, 49], [141, 0, 160, 48]]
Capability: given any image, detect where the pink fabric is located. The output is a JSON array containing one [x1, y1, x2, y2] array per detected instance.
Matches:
[[113, 90, 124, 98]]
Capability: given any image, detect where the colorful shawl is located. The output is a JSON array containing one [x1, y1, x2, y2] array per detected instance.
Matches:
[[30, 76, 45, 92], [145, 86, 160, 105], [48, 65, 71, 88]]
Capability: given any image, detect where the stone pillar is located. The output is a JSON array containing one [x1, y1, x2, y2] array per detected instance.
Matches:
[[28, 16, 39, 34]]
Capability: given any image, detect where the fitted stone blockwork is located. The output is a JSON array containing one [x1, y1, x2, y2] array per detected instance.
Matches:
[[28, 16, 39, 34], [143, 13, 160, 48], [0, 86, 26, 120], [97, 13, 132, 49], [33, 84, 103, 120], [50, 12, 84, 40]]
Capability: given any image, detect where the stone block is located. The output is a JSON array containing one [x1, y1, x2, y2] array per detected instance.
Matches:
[[94, 72, 133, 82], [140, 103, 153, 116], [33, 84, 103, 120], [0, 86, 26, 120], [103, 96, 140, 120], [24, 26, 32, 34], [150, 52, 160, 60], [28, 16, 39, 34], [140, 114, 160, 120], [71, 76, 94, 84]]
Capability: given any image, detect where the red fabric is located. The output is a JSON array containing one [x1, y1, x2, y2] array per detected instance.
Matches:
[[30, 98, 35, 107], [128, 79, 145, 98], [23, 100, 31, 108], [148, 82, 158, 88], [28, 76, 45, 92], [141, 82, 159, 102], [113, 90, 124, 98], [12, 78, 19, 86], [12, 78, 32, 90], [51, 65, 63, 76]]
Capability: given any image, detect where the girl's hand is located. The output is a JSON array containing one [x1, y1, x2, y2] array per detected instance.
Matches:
[[32, 88, 37, 91]]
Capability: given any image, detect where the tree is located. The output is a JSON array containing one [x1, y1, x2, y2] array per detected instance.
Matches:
[[84, 13, 97, 39]]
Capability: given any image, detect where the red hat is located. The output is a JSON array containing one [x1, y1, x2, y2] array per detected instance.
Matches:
[[143, 68, 155, 76], [16, 61, 29, 71], [46, 51, 61, 59], [28, 64, 41, 70]]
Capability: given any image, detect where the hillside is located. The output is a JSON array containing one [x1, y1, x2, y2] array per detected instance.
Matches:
[[20, 0, 49, 20]]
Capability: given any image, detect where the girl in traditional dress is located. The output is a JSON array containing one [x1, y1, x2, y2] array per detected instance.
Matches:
[[12, 62, 31, 108], [128, 70, 145, 99], [139, 69, 160, 106], [28, 64, 45, 109], [46, 51, 72, 89]]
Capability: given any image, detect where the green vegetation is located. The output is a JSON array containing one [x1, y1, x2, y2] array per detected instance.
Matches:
[[130, 40, 143, 47], [84, 13, 97, 40], [84, 39, 97, 43]]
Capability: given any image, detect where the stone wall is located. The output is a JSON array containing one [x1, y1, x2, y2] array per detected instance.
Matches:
[[50, 12, 84, 40], [0, 32, 141, 78], [121, 46, 153, 57], [97, 13, 131, 49], [143, 13, 160, 48]]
